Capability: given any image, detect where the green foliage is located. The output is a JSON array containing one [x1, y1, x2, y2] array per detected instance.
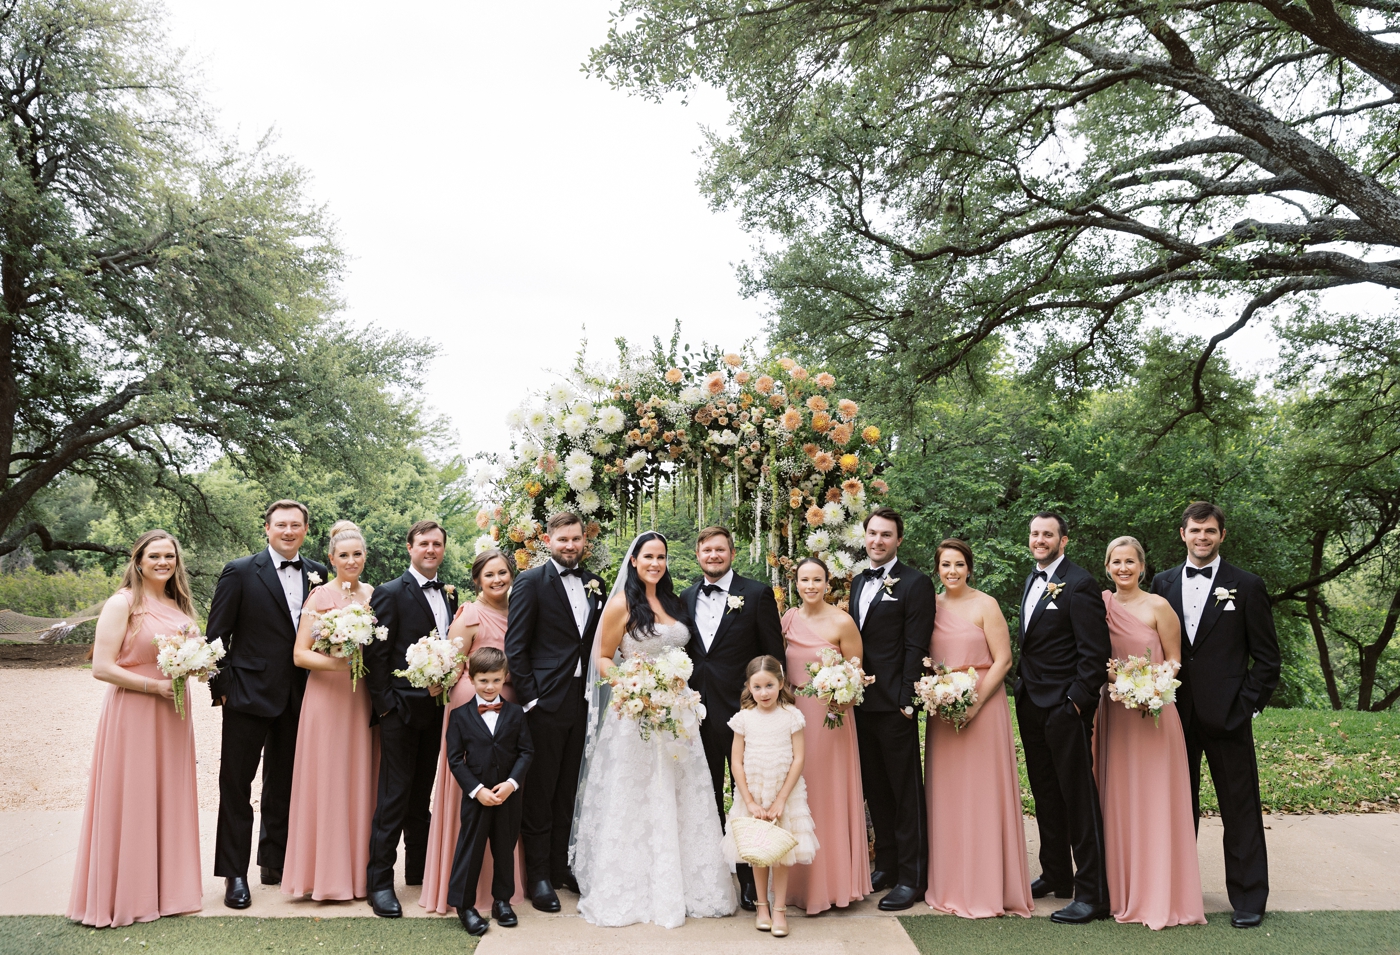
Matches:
[[0, 567, 117, 617]]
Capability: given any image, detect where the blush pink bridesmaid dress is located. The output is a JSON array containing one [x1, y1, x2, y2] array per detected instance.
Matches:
[[420, 601, 526, 913], [782, 609, 872, 914], [923, 608, 1032, 918], [1095, 593, 1207, 929], [67, 591, 203, 927], [281, 584, 380, 901]]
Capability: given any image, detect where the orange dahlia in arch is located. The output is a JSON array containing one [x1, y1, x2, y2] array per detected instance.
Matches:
[[780, 408, 803, 431], [826, 487, 843, 503], [830, 423, 854, 446], [805, 395, 829, 412], [805, 504, 826, 526], [872, 479, 890, 495], [839, 453, 860, 473], [768, 394, 786, 409], [665, 367, 683, 384], [515, 549, 532, 570], [778, 357, 797, 371], [815, 372, 836, 389], [811, 411, 833, 433], [790, 366, 810, 381], [842, 478, 865, 496], [755, 374, 775, 394], [837, 399, 859, 421], [724, 352, 743, 367], [813, 451, 837, 473], [704, 372, 726, 395], [802, 442, 819, 457], [735, 371, 752, 385], [862, 425, 882, 444]]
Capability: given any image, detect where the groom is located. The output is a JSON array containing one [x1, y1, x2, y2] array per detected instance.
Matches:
[[1152, 501, 1280, 928], [503, 511, 605, 913], [680, 525, 783, 910]]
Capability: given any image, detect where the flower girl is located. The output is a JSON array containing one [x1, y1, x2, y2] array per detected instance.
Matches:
[[722, 656, 819, 937]]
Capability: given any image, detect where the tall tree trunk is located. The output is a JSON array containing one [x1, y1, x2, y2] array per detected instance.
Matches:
[[1360, 584, 1400, 711], [1305, 529, 1344, 710]]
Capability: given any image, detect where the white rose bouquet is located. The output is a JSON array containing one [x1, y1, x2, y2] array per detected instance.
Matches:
[[1106, 655, 1181, 724], [153, 624, 226, 719], [795, 645, 872, 729], [393, 630, 465, 705], [914, 660, 979, 731], [602, 646, 707, 742], [311, 603, 388, 690]]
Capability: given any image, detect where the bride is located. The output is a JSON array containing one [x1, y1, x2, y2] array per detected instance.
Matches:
[[570, 531, 737, 927]]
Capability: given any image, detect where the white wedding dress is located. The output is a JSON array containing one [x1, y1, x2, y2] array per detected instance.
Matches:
[[571, 621, 737, 927]]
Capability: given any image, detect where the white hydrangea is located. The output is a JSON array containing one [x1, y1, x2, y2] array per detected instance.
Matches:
[[561, 413, 589, 439], [679, 387, 703, 404], [625, 451, 648, 474], [576, 489, 601, 514], [596, 406, 626, 433], [708, 429, 740, 446], [566, 464, 594, 492]]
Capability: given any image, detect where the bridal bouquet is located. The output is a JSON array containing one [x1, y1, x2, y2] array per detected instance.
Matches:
[[393, 630, 465, 705], [311, 603, 388, 689], [1107, 655, 1181, 724], [795, 646, 872, 729], [602, 646, 707, 743], [153, 624, 225, 719], [914, 660, 979, 731]]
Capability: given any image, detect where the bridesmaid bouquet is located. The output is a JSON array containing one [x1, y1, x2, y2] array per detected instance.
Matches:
[[1106, 655, 1181, 724], [913, 660, 979, 731], [795, 646, 872, 729], [602, 647, 707, 743], [393, 630, 465, 705], [152, 624, 226, 719], [311, 603, 388, 690]]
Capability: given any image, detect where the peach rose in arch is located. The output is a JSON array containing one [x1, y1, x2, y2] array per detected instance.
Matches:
[[789, 488, 804, 509]]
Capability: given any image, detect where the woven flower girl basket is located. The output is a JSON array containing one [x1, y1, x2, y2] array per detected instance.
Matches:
[[729, 816, 799, 868]]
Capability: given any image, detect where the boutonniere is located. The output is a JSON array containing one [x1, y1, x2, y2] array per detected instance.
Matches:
[[726, 594, 745, 614], [307, 571, 323, 585], [444, 584, 456, 598], [881, 576, 900, 595], [1213, 586, 1237, 606], [585, 578, 603, 600], [1044, 581, 1065, 600]]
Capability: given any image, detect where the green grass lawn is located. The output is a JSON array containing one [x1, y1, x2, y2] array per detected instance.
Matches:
[[0, 917, 477, 954], [901, 911, 1400, 955]]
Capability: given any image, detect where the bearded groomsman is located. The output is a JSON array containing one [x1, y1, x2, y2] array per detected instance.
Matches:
[[680, 525, 784, 911], [365, 520, 458, 917], [208, 500, 328, 909], [848, 507, 936, 911], [503, 512, 605, 913], [1152, 501, 1280, 929], [1015, 511, 1111, 923]]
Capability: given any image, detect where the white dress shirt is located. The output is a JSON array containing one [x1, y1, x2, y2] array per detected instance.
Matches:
[[1181, 555, 1222, 644], [465, 699, 519, 800], [267, 546, 305, 627], [409, 565, 450, 637], [1022, 553, 1066, 630], [857, 557, 897, 628], [553, 559, 590, 677], [695, 569, 734, 651]]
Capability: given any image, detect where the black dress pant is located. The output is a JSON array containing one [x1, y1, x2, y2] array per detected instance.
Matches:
[[367, 708, 443, 892], [855, 709, 926, 889], [447, 791, 523, 909], [699, 715, 752, 889], [214, 700, 300, 877], [1184, 711, 1270, 914], [522, 677, 586, 884], [1016, 692, 1107, 907]]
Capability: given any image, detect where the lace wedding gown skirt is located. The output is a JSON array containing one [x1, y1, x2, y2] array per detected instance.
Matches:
[[572, 621, 737, 928]]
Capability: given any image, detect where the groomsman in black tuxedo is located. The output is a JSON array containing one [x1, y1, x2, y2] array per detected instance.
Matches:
[[503, 511, 605, 913], [680, 525, 784, 910], [1015, 511, 1111, 924], [1152, 501, 1280, 929], [848, 507, 936, 911], [207, 500, 328, 909], [365, 519, 458, 917]]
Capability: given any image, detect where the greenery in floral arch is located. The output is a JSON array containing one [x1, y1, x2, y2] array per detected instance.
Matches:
[[472, 334, 893, 605]]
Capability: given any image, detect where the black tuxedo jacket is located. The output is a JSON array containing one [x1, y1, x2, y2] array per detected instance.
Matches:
[[446, 698, 534, 796], [1152, 559, 1281, 734], [847, 560, 938, 712], [205, 550, 328, 719], [681, 573, 784, 728], [367, 570, 459, 729], [1015, 557, 1110, 711], [503, 562, 605, 713]]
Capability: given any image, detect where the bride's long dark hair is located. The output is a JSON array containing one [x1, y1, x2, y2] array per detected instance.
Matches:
[[623, 531, 697, 639]]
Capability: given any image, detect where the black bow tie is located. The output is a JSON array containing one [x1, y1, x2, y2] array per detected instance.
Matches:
[[700, 582, 724, 597], [1032, 569, 1049, 581], [421, 579, 443, 590], [1186, 565, 1214, 579], [862, 567, 886, 580], [558, 566, 583, 579], [278, 559, 303, 571]]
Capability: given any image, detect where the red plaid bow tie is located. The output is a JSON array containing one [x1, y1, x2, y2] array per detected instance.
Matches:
[[477, 701, 502, 714]]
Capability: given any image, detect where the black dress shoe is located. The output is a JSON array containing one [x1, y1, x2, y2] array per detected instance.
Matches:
[[1231, 910, 1263, 928], [1050, 900, 1111, 924], [259, 865, 282, 886], [223, 876, 251, 909], [528, 880, 560, 913], [458, 906, 489, 936], [738, 881, 758, 912], [553, 873, 580, 894], [1031, 877, 1074, 899], [368, 888, 402, 918], [869, 869, 896, 892], [492, 900, 518, 926], [877, 884, 921, 911]]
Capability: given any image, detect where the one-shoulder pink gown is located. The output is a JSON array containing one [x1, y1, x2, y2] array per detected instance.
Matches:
[[420, 601, 526, 913], [783, 609, 871, 914], [67, 591, 203, 927], [282, 584, 381, 900], [923, 607, 1032, 918], [1095, 593, 1206, 929]]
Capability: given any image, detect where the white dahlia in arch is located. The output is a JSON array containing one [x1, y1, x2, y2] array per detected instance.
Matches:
[[566, 464, 594, 492], [596, 406, 626, 433]]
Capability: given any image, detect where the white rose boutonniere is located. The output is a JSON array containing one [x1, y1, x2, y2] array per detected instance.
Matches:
[[307, 571, 323, 585], [881, 576, 900, 595], [585, 579, 603, 600], [1044, 581, 1065, 600], [1213, 586, 1237, 606], [444, 584, 456, 598], [726, 594, 745, 614]]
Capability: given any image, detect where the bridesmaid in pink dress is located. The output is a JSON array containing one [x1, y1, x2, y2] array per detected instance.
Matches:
[[1096, 536, 1206, 929], [68, 530, 203, 928], [923, 539, 1032, 918], [783, 556, 872, 915], [421, 548, 526, 914], [282, 520, 381, 901]]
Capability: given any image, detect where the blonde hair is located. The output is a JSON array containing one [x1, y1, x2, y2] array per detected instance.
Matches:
[[327, 519, 365, 558], [119, 529, 195, 617], [1104, 535, 1147, 584], [739, 655, 797, 709]]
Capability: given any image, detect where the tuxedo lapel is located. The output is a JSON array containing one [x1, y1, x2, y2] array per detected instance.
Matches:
[[685, 581, 700, 627], [544, 562, 572, 621], [254, 551, 295, 636], [849, 574, 866, 630], [1193, 563, 1234, 647], [1018, 573, 1034, 643], [1162, 566, 1186, 636]]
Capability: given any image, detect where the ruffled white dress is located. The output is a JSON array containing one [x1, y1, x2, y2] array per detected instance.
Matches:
[[572, 621, 737, 928], [721, 704, 819, 867]]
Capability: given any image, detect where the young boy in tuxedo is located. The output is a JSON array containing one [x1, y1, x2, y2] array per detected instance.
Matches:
[[446, 647, 534, 936]]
